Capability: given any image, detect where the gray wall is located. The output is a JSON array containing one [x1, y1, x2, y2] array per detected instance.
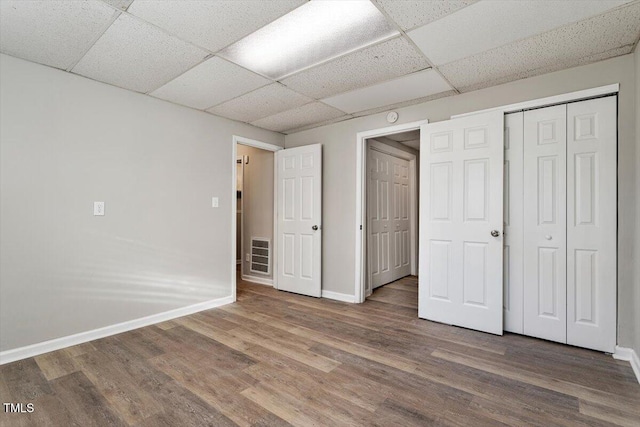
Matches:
[[285, 54, 638, 350], [237, 144, 274, 280], [0, 54, 284, 352]]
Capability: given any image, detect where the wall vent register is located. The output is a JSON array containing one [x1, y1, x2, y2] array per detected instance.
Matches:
[[250, 238, 270, 275]]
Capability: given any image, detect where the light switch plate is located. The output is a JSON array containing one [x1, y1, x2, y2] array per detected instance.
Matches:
[[212, 197, 219, 208], [94, 201, 105, 216]]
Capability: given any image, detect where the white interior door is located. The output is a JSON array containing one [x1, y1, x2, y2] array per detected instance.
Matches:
[[523, 104, 567, 344], [276, 144, 322, 297], [504, 112, 524, 334], [419, 111, 504, 335], [368, 147, 411, 289], [369, 148, 393, 288], [566, 96, 617, 353], [390, 153, 411, 281]]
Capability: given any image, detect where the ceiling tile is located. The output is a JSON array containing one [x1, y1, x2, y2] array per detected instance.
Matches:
[[438, 2, 640, 92], [250, 102, 347, 133], [126, 0, 306, 53], [0, 0, 118, 70], [408, 0, 632, 65], [284, 115, 354, 135], [374, 0, 476, 31], [281, 37, 429, 99], [101, 0, 133, 11], [453, 46, 634, 94], [322, 69, 451, 114], [150, 57, 270, 110], [72, 14, 209, 93], [207, 84, 312, 123]]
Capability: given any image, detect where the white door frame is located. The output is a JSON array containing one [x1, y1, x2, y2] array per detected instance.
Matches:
[[355, 120, 427, 303], [231, 135, 282, 301]]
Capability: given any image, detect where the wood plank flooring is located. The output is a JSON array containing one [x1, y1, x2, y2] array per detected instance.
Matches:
[[1, 275, 638, 426]]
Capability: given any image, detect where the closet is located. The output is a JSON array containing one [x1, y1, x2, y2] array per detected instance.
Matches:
[[368, 141, 412, 289], [503, 96, 617, 353]]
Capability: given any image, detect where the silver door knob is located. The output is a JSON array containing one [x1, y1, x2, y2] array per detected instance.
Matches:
[[545, 235, 552, 240], [312, 225, 318, 231], [491, 230, 500, 237]]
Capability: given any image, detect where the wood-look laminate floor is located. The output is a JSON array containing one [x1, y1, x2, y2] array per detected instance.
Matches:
[[1, 275, 639, 426]]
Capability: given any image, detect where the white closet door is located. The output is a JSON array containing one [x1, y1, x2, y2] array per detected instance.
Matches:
[[504, 112, 524, 334], [390, 152, 412, 282], [523, 105, 567, 343], [369, 148, 394, 288], [419, 111, 504, 335], [276, 144, 322, 297], [567, 97, 617, 353], [369, 147, 411, 289]]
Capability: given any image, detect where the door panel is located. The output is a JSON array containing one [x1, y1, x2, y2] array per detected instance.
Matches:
[[523, 104, 567, 343], [566, 97, 616, 352], [276, 144, 322, 297], [368, 146, 411, 289], [369, 149, 392, 287], [504, 112, 524, 334], [419, 111, 504, 335]]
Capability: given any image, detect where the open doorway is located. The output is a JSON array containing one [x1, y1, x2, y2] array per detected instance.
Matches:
[[232, 136, 323, 300], [364, 131, 419, 310], [231, 136, 281, 299], [355, 120, 426, 305], [236, 144, 275, 285]]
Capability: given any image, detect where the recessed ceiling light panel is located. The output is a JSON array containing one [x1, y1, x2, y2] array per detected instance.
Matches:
[[219, 0, 398, 80]]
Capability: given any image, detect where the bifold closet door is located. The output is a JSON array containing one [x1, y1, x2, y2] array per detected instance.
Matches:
[[566, 96, 617, 353], [523, 104, 567, 344]]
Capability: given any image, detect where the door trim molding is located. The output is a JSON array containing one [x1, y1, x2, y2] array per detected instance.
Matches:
[[451, 84, 619, 118], [232, 136, 282, 301], [355, 120, 427, 303]]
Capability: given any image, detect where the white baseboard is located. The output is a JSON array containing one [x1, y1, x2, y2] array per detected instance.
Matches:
[[0, 295, 235, 365], [321, 290, 356, 303], [241, 274, 273, 286], [613, 346, 640, 384]]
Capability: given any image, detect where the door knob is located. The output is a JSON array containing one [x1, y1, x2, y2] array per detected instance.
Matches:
[[490, 230, 500, 237], [312, 225, 318, 231], [545, 235, 552, 240]]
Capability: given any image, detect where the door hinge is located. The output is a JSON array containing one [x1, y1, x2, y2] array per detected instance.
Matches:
[[359, 225, 363, 230]]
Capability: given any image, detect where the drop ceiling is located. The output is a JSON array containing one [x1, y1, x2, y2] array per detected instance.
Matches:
[[1, 0, 639, 135]]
